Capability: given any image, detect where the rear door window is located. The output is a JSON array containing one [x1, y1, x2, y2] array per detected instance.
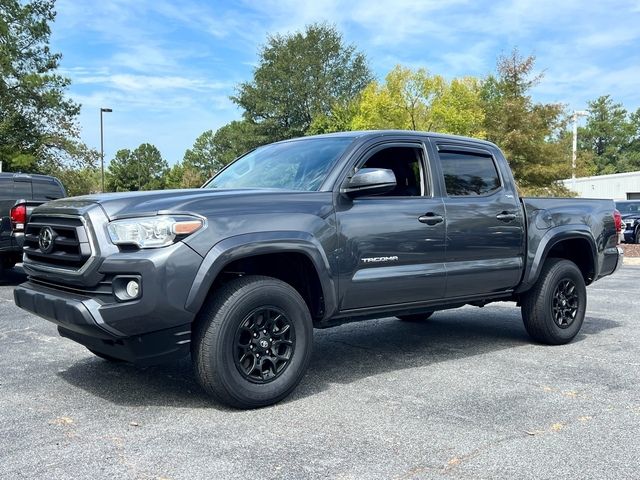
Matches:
[[438, 150, 501, 196]]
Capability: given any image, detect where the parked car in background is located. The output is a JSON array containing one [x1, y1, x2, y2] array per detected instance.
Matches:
[[615, 201, 640, 243], [0, 173, 66, 275]]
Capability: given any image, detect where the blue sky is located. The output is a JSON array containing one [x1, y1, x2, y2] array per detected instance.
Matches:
[[50, 0, 640, 165]]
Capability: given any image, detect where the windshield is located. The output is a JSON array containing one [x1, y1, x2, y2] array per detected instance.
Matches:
[[204, 137, 354, 191], [615, 201, 640, 214]]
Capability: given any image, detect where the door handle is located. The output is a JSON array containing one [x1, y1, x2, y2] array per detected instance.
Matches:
[[496, 211, 517, 222], [418, 212, 444, 225]]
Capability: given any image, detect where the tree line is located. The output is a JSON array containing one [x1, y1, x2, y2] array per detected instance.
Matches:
[[2, 3, 639, 196]]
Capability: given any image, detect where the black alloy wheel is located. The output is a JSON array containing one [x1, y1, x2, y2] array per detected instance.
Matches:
[[551, 279, 579, 329], [234, 307, 295, 383]]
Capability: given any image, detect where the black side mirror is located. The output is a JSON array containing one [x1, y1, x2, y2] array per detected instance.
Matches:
[[341, 168, 396, 198]]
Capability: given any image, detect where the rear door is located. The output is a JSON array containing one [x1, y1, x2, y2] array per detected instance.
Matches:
[[429, 141, 525, 297], [335, 139, 447, 310]]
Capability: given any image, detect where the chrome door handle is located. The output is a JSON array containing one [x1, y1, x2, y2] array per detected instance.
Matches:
[[418, 213, 444, 225], [496, 211, 517, 222]]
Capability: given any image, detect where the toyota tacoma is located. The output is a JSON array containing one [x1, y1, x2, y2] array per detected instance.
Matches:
[[14, 131, 623, 408]]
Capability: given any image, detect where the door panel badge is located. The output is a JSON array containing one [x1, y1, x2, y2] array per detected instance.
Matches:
[[361, 256, 399, 264]]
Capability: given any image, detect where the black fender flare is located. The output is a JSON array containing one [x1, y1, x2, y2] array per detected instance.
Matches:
[[185, 231, 337, 319], [516, 226, 598, 293]]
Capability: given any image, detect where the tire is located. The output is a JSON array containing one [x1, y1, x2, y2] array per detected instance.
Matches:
[[87, 348, 124, 363], [397, 312, 434, 322], [192, 275, 313, 409], [635, 228, 640, 244], [521, 258, 587, 345]]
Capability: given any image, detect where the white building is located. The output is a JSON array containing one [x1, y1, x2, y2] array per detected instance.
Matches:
[[562, 171, 640, 200]]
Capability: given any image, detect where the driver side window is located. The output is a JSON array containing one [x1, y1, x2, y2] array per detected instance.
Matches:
[[360, 146, 427, 197]]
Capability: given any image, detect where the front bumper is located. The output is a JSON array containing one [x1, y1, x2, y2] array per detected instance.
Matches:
[[15, 240, 204, 364], [14, 280, 191, 365]]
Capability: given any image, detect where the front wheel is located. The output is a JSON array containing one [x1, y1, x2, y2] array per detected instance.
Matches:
[[521, 259, 587, 345], [192, 275, 313, 409]]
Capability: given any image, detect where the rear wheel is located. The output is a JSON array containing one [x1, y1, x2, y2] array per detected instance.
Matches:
[[397, 312, 434, 322], [521, 259, 586, 345], [192, 275, 313, 409]]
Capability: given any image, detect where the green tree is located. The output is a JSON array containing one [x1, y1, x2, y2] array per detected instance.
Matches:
[[621, 107, 640, 171], [578, 95, 636, 174], [232, 23, 373, 141], [54, 167, 100, 196], [481, 50, 572, 195], [183, 130, 223, 181], [164, 162, 202, 189], [163, 163, 184, 189], [344, 66, 485, 137], [0, 0, 84, 172], [208, 120, 265, 166], [106, 143, 168, 192]]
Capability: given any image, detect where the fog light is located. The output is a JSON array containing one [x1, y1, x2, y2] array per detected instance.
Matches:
[[113, 276, 142, 302], [126, 280, 140, 298]]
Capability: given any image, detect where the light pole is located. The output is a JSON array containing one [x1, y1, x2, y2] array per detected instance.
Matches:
[[100, 107, 113, 192], [572, 110, 588, 189]]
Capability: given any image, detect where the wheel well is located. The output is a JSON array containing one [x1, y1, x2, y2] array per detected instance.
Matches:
[[210, 252, 325, 321], [546, 238, 595, 284]]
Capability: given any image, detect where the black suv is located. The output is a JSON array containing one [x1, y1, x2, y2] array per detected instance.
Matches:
[[616, 201, 640, 243], [0, 173, 66, 274]]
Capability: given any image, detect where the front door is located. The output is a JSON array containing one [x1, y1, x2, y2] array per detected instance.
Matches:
[[336, 142, 447, 311]]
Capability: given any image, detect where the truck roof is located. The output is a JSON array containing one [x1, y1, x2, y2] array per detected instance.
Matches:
[[0, 172, 61, 182], [274, 130, 498, 148]]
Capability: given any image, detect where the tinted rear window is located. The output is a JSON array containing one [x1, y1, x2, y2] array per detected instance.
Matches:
[[0, 177, 12, 199], [13, 180, 32, 199], [439, 150, 501, 196], [32, 179, 65, 201]]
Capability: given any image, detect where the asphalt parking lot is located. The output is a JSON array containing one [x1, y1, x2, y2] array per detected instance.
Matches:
[[1, 265, 638, 480]]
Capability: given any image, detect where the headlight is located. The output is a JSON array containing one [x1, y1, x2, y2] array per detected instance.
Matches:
[[107, 215, 204, 249]]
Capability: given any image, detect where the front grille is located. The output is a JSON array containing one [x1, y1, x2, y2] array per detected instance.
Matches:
[[24, 215, 93, 270]]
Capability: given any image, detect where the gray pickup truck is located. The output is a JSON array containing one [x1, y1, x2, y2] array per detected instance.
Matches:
[[14, 131, 622, 408]]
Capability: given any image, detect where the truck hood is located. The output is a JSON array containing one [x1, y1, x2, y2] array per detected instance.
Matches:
[[36, 188, 306, 220]]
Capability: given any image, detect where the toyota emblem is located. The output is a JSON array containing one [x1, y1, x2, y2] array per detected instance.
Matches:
[[38, 227, 55, 254]]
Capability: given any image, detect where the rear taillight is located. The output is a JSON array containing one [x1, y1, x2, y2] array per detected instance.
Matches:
[[613, 209, 622, 243], [10, 204, 27, 232]]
